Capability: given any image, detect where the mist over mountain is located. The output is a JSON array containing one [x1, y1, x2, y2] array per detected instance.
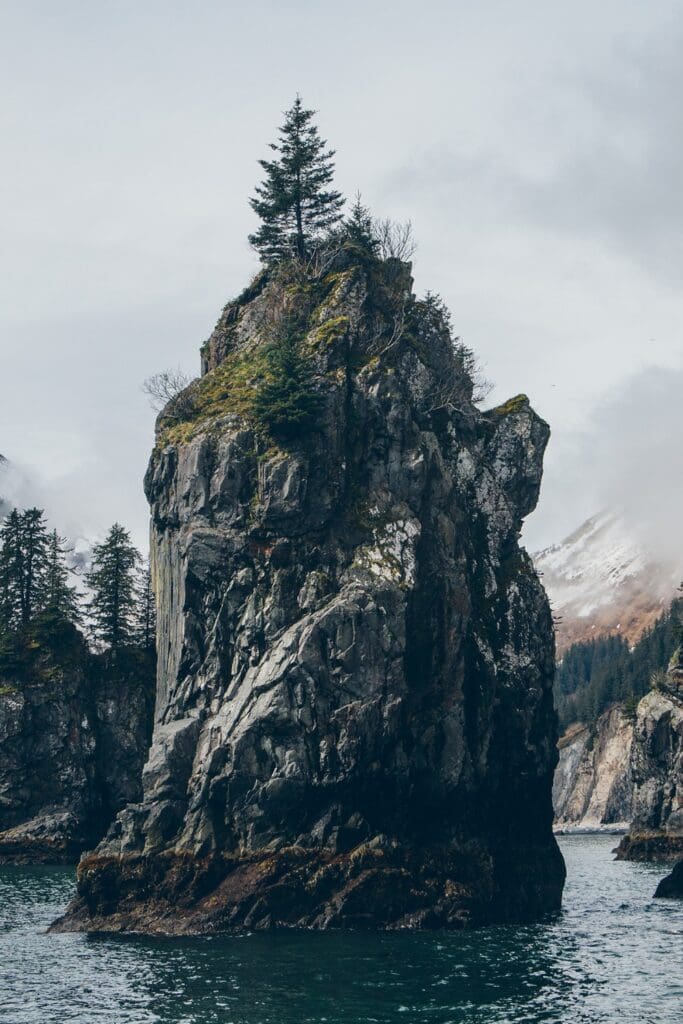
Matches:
[[527, 365, 683, 577], [534, 510, 679, 654]]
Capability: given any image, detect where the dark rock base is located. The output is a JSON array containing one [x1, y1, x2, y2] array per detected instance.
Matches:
[[51, 839, 565, 935], [654, 859, 683, 898], [0, 812, 92, 865], [614, 832, 683, 863]]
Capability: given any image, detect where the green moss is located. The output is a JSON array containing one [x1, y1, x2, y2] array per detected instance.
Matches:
[[0, 683, 19, 697], [491, 394, 529, 417], [161, 348, 268, 446], [308, 315, 350, 351], [313, 269, 358, 317]]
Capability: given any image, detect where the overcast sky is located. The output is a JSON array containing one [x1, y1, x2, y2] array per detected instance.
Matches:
[[1, 0, 682, 555]]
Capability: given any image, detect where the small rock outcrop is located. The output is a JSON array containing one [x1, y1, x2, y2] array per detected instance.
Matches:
[[655, 858, 683, 898], [54, 254, 564, 933], [616, 679, 683, 863], [0, 658, 154, 862], [553, 705, 633, 831]]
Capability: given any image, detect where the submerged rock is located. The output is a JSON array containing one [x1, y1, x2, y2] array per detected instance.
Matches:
[[53, 254, 564, 933], [654, 858, 683, 898], [553, 705, 633, 832]]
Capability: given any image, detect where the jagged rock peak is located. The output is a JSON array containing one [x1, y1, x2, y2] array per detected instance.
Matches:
[[54, 251, 564, 934]]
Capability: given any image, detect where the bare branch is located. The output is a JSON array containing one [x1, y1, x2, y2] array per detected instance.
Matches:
[[142, 368, 197, 420], [373, 218, 417, 261]]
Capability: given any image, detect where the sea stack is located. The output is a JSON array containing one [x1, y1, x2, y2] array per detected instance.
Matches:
[[616, 653, 683, 865], [53, 250, 565, 933]]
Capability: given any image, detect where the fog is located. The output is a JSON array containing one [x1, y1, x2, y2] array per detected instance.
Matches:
[[0, 1, 681, 558]]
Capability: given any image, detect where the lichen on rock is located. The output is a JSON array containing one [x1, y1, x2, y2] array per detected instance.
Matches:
[[53, 250, 564, 934]]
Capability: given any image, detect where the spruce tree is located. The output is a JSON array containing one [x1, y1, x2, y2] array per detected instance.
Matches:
[[0, 509, 23, 631], [252, 325, 321, 439], [343, 193, 380, 256], [0, 508, 50, 627], [20, 508, 50, 623], [42, 530, 80, 624], [249, 96, 344, 262], [86, 524, 140, 653]]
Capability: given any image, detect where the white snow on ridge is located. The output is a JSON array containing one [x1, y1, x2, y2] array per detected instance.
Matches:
[[533, 509, 679, 649], [534, 511, 651, 618]]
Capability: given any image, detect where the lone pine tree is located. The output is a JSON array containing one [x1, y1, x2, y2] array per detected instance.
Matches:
[[249, 96, 344, 262]]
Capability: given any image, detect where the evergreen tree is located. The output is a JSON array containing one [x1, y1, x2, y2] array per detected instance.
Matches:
[[0, 508, 50, 627], [19, 508, 50, 623], [86, 524, 140, 653], [342, 193, 380, 256], [252, 325, 322, 439], [554, 602, 681, 731], [0, 509, 22, 632], [249, 96, 344, 262], [622, 693, 639, 722], [134, 560, 156, 653], [41, 530, 80, 624]]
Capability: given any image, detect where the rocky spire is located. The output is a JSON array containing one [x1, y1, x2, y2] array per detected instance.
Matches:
[[54, 249, 565, 933]]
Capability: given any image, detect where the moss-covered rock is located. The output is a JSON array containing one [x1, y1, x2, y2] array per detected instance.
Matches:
[[56, 251, 563, 932]]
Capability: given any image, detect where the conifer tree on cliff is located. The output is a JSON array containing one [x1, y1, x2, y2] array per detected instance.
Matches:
[[0, 507, 50, 627], [41, 530, 81, 626], [252, 321, 322, 439], [249, 96, 344, 262], [86, 524, 139, 654]]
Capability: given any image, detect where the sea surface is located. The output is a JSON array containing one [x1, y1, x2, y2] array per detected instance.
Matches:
[[1, 835, 681, 1024]]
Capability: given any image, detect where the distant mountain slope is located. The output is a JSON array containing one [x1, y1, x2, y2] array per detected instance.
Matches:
[[533, 511, 679, 654]]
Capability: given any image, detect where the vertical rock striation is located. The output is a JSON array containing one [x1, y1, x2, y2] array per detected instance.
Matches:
[[54, 254, 565, 933], [553, 705, 633, 831]]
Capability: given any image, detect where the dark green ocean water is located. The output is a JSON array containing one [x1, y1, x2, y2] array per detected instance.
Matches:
[[0, 835, 681, 1023]]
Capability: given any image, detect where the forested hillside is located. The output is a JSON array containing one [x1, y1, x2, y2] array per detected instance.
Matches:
[[554, 596, 681, 731]]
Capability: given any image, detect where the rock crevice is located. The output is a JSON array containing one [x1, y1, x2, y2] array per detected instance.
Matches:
[[54, 254, 564, 932]]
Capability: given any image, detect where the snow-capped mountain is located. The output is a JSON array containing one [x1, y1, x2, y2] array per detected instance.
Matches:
[[533, 511, 680, 654]]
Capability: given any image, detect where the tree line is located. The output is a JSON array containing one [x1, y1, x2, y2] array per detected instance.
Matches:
[[554, 596, 682, 732], [0, 508, 155, 679]]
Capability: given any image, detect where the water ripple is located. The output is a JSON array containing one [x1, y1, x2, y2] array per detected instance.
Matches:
[[0, 836, 680, 1023]]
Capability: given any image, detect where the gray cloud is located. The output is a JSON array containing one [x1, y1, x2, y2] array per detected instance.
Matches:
[[527, 366, 683, 569], [1, 0, 682, 556]]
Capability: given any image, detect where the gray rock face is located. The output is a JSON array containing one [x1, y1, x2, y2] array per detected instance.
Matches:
[[553, 706, 634, 831], [616, 683, 683, 862], [0, 663, 153, 862], [54, 255, 564, 933]]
